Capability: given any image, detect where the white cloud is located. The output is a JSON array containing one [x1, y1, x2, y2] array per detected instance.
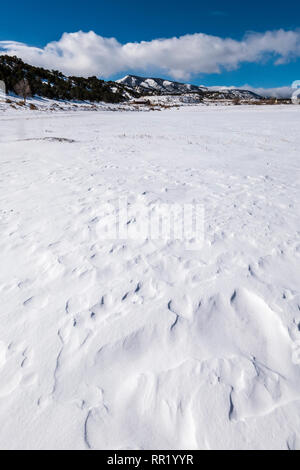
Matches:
[[0, 29, 300, 80]]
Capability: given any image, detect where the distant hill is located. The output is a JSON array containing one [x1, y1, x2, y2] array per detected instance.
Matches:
[[117, 74, 262, 101], [117, 74, 208, 95]]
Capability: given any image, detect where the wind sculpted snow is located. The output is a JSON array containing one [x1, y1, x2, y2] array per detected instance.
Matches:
[[0, 106, 300, 449]]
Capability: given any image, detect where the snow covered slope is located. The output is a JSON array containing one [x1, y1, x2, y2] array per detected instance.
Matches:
[[0, 55, 131, 103], [117, 74, 208, 95], [117, 74, 262, 101], [0, 93, 144, 113], [0, 106, 300, 450]]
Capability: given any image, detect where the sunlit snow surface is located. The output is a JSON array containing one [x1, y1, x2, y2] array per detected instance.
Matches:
[[0, 106, 300, 450]]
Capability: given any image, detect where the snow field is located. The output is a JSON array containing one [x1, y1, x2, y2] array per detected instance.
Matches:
[[0, 106, 300, 449]]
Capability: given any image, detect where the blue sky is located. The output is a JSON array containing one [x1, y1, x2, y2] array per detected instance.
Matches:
[[0, 0, 299, 90]]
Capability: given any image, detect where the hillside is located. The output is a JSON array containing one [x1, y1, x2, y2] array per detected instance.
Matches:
[[0, 55, 137, 103]]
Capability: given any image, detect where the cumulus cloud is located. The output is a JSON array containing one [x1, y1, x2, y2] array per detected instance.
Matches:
[[0, 29, 300, 80]]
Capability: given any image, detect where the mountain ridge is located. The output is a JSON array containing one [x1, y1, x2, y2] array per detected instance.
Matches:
[[117, 74, 262, 101], [0, 55, 262, 104], [117, 74, 208, 95]]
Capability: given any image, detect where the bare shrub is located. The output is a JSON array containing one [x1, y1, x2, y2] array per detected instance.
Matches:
[[14, 79, 31, 104]]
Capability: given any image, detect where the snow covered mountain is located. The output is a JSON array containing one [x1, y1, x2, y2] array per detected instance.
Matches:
[[117, 74, 208, 95], [117, 74, 262, 101], [206, 86, 263, 101]]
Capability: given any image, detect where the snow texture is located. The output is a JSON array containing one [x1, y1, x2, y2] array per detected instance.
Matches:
[[0, 105, 300, 450]]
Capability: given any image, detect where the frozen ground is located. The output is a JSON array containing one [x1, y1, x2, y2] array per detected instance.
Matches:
[[0, 94, 142, 113], [0, 106, 300, 450]]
